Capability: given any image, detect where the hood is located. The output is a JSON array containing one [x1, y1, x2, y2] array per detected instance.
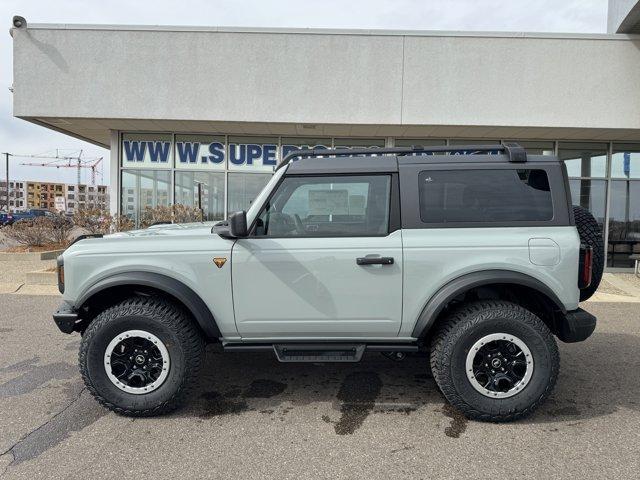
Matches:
[[64, 221, 232, 258], [105, 222, 219, 238]]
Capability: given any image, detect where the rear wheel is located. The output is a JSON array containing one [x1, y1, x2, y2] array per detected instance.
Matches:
[[79, 296, 205, 416], [573, 205, 604, 301], [430, 301, 559, 422]]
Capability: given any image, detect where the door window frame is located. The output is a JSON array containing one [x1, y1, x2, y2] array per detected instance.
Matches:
[[247, 172, 401, 238]]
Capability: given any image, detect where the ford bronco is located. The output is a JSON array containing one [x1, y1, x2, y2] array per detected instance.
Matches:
[[53, 144, 603, 422]]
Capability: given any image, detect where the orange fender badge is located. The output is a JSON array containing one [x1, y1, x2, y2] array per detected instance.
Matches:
[[213, 257, 227, 268]]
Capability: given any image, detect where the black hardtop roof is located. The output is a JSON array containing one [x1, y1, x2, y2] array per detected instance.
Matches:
[[282, 144, 559, 175]]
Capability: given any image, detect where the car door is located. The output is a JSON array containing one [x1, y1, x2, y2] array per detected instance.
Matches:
[[232, 173, 403, 339]]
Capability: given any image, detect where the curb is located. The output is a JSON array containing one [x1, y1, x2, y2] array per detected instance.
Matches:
[[25, 270, 57, 285]]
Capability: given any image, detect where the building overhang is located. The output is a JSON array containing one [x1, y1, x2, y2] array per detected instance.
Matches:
[[10, 21, 640, 146], [18, 117, 640, 149]]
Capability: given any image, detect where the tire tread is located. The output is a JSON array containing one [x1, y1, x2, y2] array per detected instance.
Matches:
[[430, 300, 559, 422], [79, 296, 205, 417]]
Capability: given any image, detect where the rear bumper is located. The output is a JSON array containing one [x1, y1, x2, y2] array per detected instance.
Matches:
[[556, 307, 596, 343], [53, 301, 80, 334]]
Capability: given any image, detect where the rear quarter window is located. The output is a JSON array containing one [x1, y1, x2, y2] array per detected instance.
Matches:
[[419, 169, 553, 224]]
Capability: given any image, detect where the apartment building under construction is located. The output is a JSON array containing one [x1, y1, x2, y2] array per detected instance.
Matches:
[[0, 180, 109, 214]]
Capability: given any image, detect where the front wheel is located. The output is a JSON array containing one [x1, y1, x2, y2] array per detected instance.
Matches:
[[79, 296, 205, 416], [430, 301, 559, 422]]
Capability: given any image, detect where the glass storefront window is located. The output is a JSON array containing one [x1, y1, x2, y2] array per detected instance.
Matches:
[[121, 169, 171, 225], [612, 144, 640, 179], [568, 179, 607, 227], [558, 142, 607, 178], [174, 171, 225, 221], [113, 133, 640, 271], [607, 180, 640, 268], [227, 173, 273, 214]]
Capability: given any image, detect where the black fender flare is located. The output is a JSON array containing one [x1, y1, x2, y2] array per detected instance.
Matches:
[[411, 269, 567, 338], [76, 271, 221, 339]]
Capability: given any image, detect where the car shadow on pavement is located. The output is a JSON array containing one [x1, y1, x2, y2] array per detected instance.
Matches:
[[180, 347, 445, 435], [176, 330, 640, 432]]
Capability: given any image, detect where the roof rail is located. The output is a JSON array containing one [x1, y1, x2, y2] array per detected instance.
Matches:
[[278, 143, 527, 170]]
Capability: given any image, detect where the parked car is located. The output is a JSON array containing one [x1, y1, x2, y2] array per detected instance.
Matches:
[[0, 212, 14, 226], [2, 208, 56, 225], [53, 144, 604, 421]]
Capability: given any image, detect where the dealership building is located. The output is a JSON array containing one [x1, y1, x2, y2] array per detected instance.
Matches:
[[8, 0, 640, 268]]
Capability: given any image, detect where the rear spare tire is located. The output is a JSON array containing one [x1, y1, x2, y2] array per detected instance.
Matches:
[[573, 205, 604, 301]]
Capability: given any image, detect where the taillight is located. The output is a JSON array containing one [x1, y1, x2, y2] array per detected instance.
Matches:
[[579, 246, 593, 289]]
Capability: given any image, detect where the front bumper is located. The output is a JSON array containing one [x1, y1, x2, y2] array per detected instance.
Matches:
[[53, 301, 80, 334], [556, 307, 597, 343]]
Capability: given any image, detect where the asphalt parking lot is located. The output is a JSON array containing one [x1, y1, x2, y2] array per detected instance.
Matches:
[[1, 295, 639, 479]]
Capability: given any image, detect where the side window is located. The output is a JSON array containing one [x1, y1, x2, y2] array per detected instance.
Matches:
[[255, 175, 391, 237], [419, 169, 553, 224]]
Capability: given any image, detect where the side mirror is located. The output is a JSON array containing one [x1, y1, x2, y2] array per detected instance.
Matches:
[[228, 210, 248, 237]]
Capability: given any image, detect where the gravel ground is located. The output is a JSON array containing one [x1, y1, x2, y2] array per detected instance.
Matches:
[[0, 297, 639, 479]]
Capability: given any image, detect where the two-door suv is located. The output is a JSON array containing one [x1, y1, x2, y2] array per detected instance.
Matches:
[[53, 144, 603, 422]]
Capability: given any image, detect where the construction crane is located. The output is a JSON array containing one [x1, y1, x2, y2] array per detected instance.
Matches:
[[15, 150, 104, 185]]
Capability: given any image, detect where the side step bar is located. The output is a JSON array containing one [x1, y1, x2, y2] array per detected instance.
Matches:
[[222, 343, 419, 363], [274, 344, 366, 363]]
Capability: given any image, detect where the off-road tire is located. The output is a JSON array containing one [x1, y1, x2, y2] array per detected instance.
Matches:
[[430, 300, 559, 422], [79, 296, 205, 416], [573, 205, 604, 301]]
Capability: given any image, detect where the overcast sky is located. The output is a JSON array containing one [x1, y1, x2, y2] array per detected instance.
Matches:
[[1, 0, 608, 185]]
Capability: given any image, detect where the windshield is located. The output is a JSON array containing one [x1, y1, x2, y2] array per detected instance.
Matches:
[[246, 164, 288, 226]]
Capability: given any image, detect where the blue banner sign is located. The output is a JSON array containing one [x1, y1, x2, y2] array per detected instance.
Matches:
[[122, 136, 283, 171], [624, 152, 631, 177], [123, 140, 171, 164], [228, 143, 278, 169], [175, 142, 225, 166]]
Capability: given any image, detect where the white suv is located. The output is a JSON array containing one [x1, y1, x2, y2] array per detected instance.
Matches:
[[53, 144, 602, 421]]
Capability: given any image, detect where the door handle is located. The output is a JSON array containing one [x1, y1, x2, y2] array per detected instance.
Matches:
[[356, 256, 394, 266]]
